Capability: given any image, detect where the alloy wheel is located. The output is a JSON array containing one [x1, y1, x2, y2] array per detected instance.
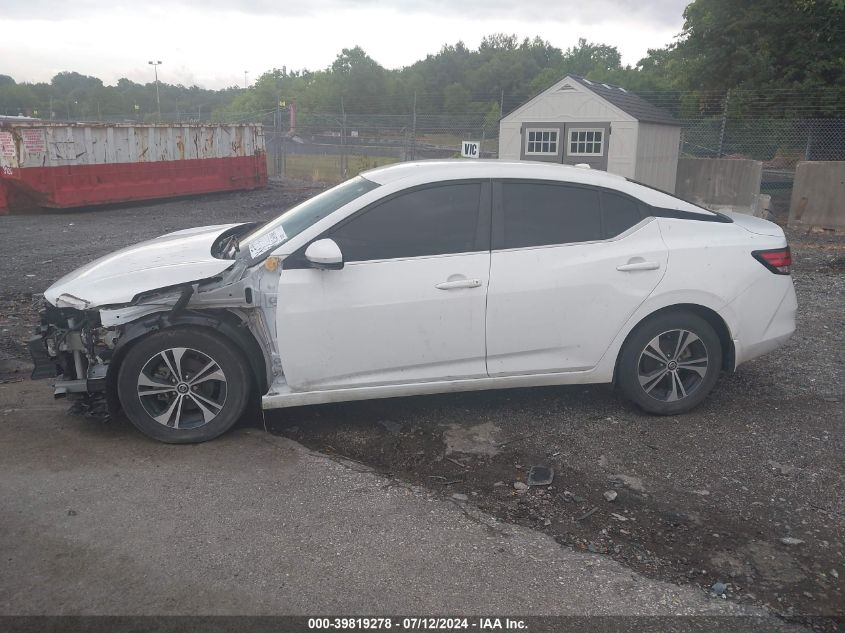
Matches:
[[136, 347, 228, 429], [637, 329, 709, 402]]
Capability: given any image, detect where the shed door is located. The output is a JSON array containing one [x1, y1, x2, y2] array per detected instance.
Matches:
[[562, 123, 610, 171]]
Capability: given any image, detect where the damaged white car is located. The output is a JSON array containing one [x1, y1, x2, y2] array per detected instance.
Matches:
[[31, 161, 797, 443]]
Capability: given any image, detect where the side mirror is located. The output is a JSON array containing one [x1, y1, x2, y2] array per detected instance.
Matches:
[[304, 238, 344, 270]]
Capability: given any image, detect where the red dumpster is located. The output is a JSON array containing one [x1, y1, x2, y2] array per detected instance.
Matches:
[[0, 122, 268, 214]]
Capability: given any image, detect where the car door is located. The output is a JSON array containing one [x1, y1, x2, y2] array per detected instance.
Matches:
[[485, 180, 668, 376], [276, 181, 491, 391]]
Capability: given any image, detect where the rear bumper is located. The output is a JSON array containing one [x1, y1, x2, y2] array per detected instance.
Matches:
[[731, 279, 798, 367]]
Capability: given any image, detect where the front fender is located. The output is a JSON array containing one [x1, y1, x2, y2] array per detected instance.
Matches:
[[105, 309, 269, 416]]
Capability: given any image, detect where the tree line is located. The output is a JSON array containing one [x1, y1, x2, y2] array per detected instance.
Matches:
[[1, 0, 843, 123]]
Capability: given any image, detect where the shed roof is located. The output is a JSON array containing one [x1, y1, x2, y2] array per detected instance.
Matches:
[[567, 75, 680, 126]]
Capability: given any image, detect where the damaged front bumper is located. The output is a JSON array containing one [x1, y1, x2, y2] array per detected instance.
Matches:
[[29, 302, 114, 399]]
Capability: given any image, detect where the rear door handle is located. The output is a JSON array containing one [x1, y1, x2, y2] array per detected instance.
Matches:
[[617, 260, 660, 272], [435, 279, 482, 290]]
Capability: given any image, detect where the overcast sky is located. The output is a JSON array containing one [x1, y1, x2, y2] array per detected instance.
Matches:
[[0, 0, 688, 89]]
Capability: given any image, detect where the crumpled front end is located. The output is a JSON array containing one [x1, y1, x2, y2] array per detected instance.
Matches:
[[29, 301, 119, 409]]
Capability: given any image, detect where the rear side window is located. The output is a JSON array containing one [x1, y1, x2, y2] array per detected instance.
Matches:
[[601, 191, 642, 237], [500, 183, 601, 248], [329, 183, 482, 262]]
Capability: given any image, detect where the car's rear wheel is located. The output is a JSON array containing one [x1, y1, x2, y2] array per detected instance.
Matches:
[[117, 328, 251, 443], [618, 311, 722, 415]]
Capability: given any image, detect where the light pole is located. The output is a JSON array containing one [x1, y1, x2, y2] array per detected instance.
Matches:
[[148, 60, 162, 120]]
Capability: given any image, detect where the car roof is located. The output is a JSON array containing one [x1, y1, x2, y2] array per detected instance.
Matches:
[[361, 160, 713, 216]]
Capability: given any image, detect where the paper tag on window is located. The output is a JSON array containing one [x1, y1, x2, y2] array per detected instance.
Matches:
[[248, 225, 287, 259]]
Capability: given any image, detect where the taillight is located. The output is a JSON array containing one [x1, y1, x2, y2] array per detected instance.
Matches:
[[752, 246, 792, 275]]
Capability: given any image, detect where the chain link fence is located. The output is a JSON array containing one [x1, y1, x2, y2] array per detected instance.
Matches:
[[263, 112, 497, 182], [680, 117, 845, 211], [11, 103, 843, 210], [262, 108, 845, 212]]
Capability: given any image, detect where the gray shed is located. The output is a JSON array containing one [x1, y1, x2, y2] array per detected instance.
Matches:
[[499, 75, 681, 192]]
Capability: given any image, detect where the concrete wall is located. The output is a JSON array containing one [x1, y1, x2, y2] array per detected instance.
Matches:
[[675, 158, 763, 215], [788, 161, 845, 231], [634, 123, 680, 193]]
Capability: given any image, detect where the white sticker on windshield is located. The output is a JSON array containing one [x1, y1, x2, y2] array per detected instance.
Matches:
[[248, 226, 288, 259]]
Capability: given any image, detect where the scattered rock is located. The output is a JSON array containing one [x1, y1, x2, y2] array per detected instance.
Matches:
[[576, 506, 599, 521], [711, 581, 728, 595], [493, 481, 506, 487], [831, 569, 839, 579], [607, 474, 646, 493], [603, 490, 618, 502], [610, 512, 628, 521], [767, 460, 798, 476], [67, 509, 77, 516], [780, 537, 805, 546], [527, 465, 554, 486], [513, 481, 529, 491], [450, 493, 468, 502], [691, 489, 711, 496]]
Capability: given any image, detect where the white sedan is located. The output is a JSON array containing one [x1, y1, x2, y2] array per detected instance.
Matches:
[[32, 161, 797, 443]]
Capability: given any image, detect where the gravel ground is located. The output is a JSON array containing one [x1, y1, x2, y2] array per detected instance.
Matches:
[[0, 184, 842, 630]]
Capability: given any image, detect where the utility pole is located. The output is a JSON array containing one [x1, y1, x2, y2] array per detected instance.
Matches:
[[244, 71, 249, 90], [148, 60, 162, 121]]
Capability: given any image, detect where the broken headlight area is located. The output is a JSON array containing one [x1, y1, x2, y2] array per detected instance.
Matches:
[[30, 302, 120, 410]]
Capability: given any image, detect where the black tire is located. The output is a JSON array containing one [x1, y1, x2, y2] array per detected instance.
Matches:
[[117, 328, 252, 443], [618, 311, 722, 415]]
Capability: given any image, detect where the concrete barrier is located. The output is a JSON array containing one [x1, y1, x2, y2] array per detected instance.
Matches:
[[675, 158, 764, 216], [788, 161, 845, 231]]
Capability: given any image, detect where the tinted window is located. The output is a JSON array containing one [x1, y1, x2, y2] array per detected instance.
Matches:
[[329, 183, 481, 262], [601, 191, 642, 237], [241, 176, 379, 260], [501, 183, 601, 248]]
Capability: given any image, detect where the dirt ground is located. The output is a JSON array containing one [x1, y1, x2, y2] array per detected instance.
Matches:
[[0, 181, 843, 631]]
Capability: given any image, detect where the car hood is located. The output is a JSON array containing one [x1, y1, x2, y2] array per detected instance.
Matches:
[[44, 224, 242, 309]]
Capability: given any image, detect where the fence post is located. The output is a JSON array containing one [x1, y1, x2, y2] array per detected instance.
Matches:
[[341, 97, 347, 178], [276, 97, 282, 178], [717, 89, 731, 157], [411, 91, 417, 161]]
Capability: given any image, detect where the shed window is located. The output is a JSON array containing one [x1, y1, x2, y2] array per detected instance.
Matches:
[[568, 129, 604, 156], [525, 129, 558, 155]]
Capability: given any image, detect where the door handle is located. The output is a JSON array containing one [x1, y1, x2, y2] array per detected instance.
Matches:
[[435, 279, 482, 290], [617, 260, 660, 272]]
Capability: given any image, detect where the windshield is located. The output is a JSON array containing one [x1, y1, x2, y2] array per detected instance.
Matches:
[[239, 176, 380, 260]]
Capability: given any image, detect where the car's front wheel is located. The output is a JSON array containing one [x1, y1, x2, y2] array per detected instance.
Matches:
[[618, 311, 722, 415], [117, 328, 251, 443]]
